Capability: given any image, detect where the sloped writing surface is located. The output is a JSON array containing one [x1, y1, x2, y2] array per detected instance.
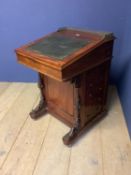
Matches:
[[26, 34, 90, 60]]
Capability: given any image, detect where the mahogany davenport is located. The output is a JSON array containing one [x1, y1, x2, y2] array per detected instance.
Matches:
[[15, 27, 115, 145]]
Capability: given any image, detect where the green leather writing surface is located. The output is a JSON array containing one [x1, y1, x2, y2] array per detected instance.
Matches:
[[26, 35, 90, 60]]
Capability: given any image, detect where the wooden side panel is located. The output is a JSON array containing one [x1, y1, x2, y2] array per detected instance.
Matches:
[[43, 76, 74, 126], [79, 61, 111, 127]]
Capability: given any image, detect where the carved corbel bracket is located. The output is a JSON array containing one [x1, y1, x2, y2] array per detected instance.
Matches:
[[30, 73, 47, 119], [63, 76, 81, 145]]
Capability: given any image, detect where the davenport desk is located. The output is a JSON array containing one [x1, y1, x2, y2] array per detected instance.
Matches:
[[15, 27, 115, 145]]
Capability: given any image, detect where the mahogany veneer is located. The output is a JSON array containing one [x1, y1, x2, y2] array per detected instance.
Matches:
[[15, 27, 115, 145]]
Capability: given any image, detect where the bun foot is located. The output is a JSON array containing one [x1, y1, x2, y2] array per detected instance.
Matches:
[[30, 108, 47, 120], [30, 98, 47, 120], [63, 127, 80, 146]]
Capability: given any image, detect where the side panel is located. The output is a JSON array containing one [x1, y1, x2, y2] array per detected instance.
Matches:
[[79, 61, 111, 127], [43, 76, 74, 126]]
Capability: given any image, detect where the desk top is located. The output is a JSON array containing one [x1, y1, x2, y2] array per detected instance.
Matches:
[[15, 27, 115, 81], [26, 34, 90, 60]]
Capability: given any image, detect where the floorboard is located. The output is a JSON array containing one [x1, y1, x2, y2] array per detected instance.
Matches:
[[0, 83, 130, 175], [99, 87, 131, 175], [0, 82, 10, 96], [33, 117, 71, 175], [0, 84, 38, 166], [0, 83, 26, 121]]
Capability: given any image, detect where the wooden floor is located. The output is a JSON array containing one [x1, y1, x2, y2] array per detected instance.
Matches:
[[0, 82, 130, 175]]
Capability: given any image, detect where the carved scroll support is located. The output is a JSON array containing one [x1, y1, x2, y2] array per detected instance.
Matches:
[[63, 76, 81, 145], [30, 73, 47, 119]]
